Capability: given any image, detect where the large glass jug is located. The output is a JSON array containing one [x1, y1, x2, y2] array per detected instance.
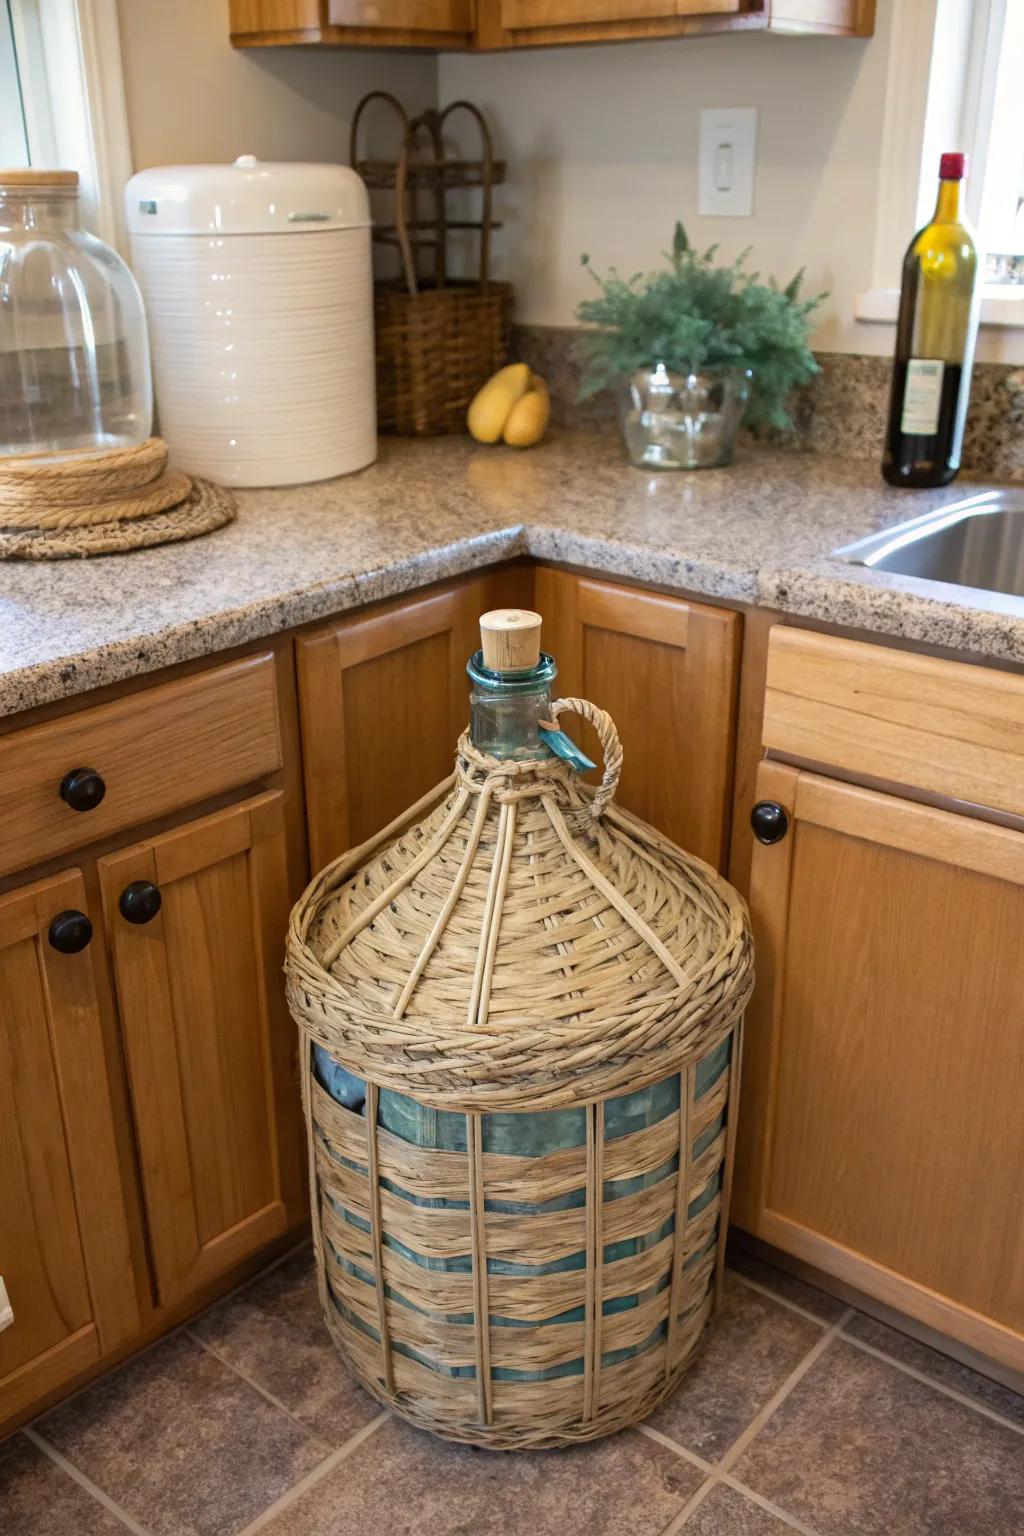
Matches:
[[0, 169, 152, 457]]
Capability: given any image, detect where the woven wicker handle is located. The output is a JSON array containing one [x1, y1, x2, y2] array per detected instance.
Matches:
[[548, 698, 623, 821]]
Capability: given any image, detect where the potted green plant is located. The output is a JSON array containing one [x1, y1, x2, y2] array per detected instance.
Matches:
[[576, 223, 825, 470]]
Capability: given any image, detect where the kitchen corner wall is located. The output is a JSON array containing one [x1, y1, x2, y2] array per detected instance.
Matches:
[[112, 0, 1023, 463], [115, 0, 435, 176], [439, 12, 1023, 368]]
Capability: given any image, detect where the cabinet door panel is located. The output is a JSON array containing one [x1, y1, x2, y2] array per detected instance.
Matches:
[[0, 872, 137, 1423], [736, 763, 1024, 1371], [297, 569, 530, 871], [501, 0, 737, 24], [100, 793, 304, 1308], [329, 0, 472, 26], [536, 569, 739, 869]]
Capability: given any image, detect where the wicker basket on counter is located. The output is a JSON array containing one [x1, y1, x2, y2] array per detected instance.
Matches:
[[285, 697, 753, 1450], [351, 92, 512, 436]]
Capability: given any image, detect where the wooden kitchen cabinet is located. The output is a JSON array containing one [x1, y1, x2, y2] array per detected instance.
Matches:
[[231, 0, 872, 46], [535, 568, 740, 870], [297, 567, 530, 870], [229, 0, 473, 47], [480, 0, 874, 45], [0, 871, 138, 1424], [734, 625, 1024, 1374], [481, 0, 740, 49], [99, 793, 305, 1310]]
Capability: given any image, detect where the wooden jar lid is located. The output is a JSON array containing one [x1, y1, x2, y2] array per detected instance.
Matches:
[[0, 169, 79, 189], [479, 608, 542, 672]]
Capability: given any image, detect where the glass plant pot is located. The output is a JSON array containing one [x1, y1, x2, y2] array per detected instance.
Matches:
[[617, 363, 752, 470]]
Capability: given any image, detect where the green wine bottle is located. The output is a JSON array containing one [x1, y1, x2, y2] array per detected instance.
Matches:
[[883, 152, 981, 488]]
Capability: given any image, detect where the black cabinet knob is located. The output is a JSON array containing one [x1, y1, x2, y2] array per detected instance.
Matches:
[[48, 909, 93, 954], [119, 880, 162, 925], [751, 800, 789, 845], [60, 767, 106, 813]]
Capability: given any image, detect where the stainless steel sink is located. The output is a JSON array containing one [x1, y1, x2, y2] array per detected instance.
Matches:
[[834, 491, 1024, 599]]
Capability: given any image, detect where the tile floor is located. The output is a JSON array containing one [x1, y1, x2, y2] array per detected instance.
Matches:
[[3, 1244, 1023, 1536]]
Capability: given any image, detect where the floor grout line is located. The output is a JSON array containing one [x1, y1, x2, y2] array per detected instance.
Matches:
[[185, 1327, 335, 1456], [720, 1473, 829, 1536], [839, 1329, 1024, 1438], [651, 1308, 855, 1535], [235, 1411, 390, 1535], [659, 1473, 717, 1535], [731, 1263, 1024, 1438], [26, 1321, 192, 1428], [23, 1426, 154, 1536], [716, 1308, 854, 1477], [728, 1271, 834, 1329], [19, 1253, 310, 1433], [21, 1242, 313, 1437], [637, 1421, 714, 1473]]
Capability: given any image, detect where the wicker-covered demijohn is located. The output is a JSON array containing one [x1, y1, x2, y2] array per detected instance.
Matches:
[[286, 697, 753, 1450]]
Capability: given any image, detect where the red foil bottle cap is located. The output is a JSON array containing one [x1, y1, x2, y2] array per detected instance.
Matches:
[[940, 152, 967, 180]]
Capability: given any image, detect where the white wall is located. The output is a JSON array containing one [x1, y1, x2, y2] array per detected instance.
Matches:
[[116, 0, 435, 172], [113, 5, 1022, 364], [439, 13, 1021, 362]]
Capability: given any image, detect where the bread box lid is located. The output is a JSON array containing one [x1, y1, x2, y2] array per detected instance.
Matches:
[[125, 156, 371, 236]]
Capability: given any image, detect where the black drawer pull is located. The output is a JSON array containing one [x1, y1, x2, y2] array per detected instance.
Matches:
[[48, 909, 93, 954], [60, 767, 106, 813], [751, 800, 789, 845], [119, 880, 162, 925]]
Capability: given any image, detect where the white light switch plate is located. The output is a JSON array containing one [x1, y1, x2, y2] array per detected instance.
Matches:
[[0, 1276, 12, 1333], [699, 108, 758, 217]]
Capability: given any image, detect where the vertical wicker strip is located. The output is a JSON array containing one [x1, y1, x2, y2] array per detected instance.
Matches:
[[286, 698, 754, 1450], [715, 1022, 743, 1308], [665, 1064, 695, 1380], [583, 1101, 606, 1421], [365, 1083, 395, 1394], [467, 1112, 493, 1426]]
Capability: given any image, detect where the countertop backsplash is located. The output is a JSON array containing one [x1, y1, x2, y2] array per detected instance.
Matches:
[[512, 325, 1024, 481]]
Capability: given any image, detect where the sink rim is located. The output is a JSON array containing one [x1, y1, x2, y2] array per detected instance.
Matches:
[[833, 490, 1022, 570]]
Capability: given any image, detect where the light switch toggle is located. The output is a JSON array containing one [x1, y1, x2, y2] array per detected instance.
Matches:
[[699, 108, 758, 218]]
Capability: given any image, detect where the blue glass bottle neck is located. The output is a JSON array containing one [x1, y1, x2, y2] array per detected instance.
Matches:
[[467, 651, 557, 761]]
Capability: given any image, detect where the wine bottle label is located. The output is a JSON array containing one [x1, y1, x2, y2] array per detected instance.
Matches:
[[900, 359, 944, 435]]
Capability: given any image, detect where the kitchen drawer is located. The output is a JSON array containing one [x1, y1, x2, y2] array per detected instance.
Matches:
[[763, 627, 1024, 817], [0, 655, 282, 878]]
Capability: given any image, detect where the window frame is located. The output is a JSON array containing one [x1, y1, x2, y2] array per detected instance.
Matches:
[[857, 0, 1024, 332], [1, 0, 133, 253]]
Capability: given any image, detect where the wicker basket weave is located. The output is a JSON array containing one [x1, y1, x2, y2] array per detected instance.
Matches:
[[373, 279, 511, 437], [352, 92, 512, 436], [286, 698, 753, 1450]]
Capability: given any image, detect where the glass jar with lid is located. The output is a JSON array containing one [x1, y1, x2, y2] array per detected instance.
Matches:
[[0, 169, 152, 458]]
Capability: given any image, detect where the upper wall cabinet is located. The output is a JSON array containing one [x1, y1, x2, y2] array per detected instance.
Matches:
[[229, 0, 474, 47], [229, 0, 874, 48]]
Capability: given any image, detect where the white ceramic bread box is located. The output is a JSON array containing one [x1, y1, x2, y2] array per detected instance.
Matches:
[[125, 156, 376, 487]]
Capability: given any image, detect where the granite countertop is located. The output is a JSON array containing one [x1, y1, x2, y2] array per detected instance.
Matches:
[[2, 430, 1022, 717]]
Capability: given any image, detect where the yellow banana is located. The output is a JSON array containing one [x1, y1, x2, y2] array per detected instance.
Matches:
[[467, 363, 532, 444], [502, 379, 550, 448]]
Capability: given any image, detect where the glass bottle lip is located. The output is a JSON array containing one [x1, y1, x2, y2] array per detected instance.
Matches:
[[467, 650, 557, 693]]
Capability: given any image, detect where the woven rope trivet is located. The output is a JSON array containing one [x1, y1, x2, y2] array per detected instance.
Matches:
[[0, 478, 237, 560], [0, 466, 192, 529], [0, 437, 168, 506]]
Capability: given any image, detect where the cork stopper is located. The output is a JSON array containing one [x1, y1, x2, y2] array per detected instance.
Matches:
[[479, 609, 543, 673]]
